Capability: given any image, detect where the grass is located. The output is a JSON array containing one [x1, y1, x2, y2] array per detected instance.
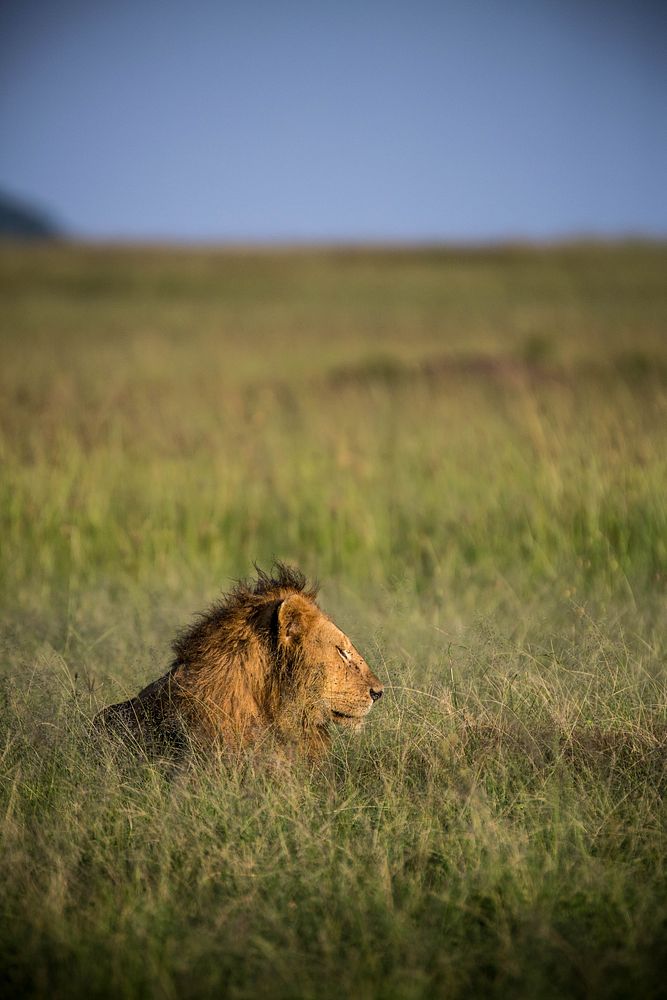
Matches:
[[1, 241, 666, 998]]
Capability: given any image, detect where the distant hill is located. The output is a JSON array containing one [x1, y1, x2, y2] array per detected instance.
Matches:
[[0, 191, 61, 239]]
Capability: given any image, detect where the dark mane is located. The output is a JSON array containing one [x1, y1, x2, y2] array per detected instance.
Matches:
[[249, 561, 317, 599], [171, 562, 319, 664]]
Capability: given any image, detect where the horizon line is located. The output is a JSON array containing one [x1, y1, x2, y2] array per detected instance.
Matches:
[[3, 233, 666, 253]]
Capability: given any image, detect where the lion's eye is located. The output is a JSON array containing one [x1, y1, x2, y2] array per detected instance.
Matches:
[[336, 646, 352, 664]]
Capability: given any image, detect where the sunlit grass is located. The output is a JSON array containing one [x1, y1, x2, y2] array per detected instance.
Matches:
[[1, 243, 666, 998]]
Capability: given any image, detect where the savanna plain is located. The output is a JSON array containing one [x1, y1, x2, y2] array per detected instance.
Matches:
[[1, 243, 666, 999]]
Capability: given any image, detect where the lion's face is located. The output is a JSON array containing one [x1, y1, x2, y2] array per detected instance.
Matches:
[[316, 618, 384, 729], [278, 595, 384, 729]]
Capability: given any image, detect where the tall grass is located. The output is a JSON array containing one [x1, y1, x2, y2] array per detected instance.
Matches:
[[1, 243, 666, 998]]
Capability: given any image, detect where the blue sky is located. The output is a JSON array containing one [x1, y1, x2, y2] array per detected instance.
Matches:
[[1, 0, 665, 241]]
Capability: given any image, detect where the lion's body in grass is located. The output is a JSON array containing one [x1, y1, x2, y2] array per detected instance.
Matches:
[[94, 565, 383, 761]]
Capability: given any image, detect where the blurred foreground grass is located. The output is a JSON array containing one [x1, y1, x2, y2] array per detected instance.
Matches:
[[1, 243, 666, 998]]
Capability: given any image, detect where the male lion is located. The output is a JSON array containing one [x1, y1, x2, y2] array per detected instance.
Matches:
[[94, 564, 383, 761]]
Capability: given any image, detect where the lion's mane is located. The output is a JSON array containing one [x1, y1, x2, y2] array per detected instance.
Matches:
[[95, 563, 329, 759]]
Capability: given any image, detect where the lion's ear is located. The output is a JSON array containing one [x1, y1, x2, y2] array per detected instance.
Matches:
[[277, 593, 316, 646]]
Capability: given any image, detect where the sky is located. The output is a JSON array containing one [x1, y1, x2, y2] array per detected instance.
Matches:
[[0, 0, 665, 242]]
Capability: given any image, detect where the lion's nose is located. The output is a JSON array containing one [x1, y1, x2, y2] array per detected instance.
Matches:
[[370, 687, 383, 702]]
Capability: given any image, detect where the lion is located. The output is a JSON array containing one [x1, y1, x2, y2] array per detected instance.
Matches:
[[94, 564, 384, 761]]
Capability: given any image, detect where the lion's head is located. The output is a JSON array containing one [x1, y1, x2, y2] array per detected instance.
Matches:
[[95, 564, 384, 761]]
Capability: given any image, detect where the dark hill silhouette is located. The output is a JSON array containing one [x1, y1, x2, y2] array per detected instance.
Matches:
[[0, 191, 61, 239]]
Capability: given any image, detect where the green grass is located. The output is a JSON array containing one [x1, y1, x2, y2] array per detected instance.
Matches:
[[1, 242, 666, 998]]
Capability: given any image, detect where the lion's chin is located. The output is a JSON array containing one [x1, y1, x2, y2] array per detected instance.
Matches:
[[330, 710, 366, 732]]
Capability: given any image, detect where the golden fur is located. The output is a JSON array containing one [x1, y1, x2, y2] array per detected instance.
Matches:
[[94, 564, 383, 760]]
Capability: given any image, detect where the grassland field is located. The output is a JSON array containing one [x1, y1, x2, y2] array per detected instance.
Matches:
[[1, 242, 666, 999]]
